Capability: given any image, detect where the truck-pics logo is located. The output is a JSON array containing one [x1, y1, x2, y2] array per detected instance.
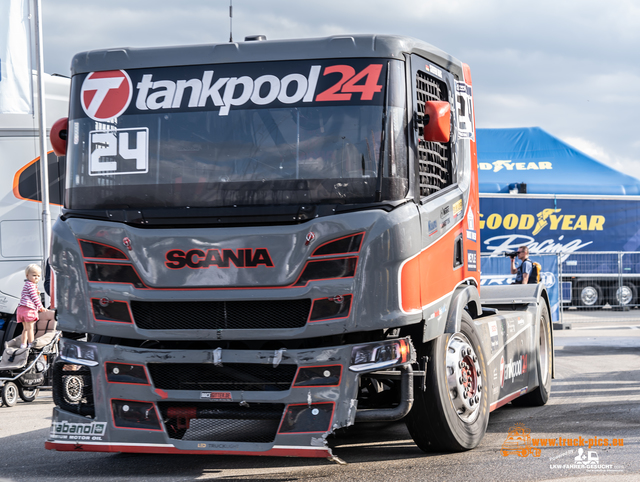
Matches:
[[165, 248, 274, 269], [81, 70, 133, 121]]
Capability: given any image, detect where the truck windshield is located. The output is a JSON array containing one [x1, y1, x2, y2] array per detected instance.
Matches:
[[65, 59, 407, 211]]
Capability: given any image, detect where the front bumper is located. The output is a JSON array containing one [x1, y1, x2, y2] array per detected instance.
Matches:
[[46, 337, 412, 457]]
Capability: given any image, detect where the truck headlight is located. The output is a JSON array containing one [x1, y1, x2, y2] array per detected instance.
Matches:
[[60, 342, 98, 367], [349, 338, 410, 372]]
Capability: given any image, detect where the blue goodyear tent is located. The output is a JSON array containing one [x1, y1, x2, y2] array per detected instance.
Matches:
[[476, 127, 640, 195]]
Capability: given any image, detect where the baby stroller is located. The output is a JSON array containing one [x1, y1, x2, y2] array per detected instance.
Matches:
[[0, 315, 60, 407]]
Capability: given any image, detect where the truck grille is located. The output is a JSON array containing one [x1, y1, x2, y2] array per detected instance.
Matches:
[[158, 402, 284, 443], [416, 70, 453, 197], [130, 299, 311, 330], [147, 363, 297, 392]]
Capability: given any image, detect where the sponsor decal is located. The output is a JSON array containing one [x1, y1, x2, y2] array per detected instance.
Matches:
[[50, 421, 107, 441], [453, 199, 463, 218], [89, 127, 149, 176], [466, 230, 477, 241], [479, 160, 553, 172], [441, 217, 451, 229], [428, 219, 438, 237], [81, 70, 133, 121], [467, 249, 477, 271], [468, 208, 475, 231], [200, 392, 232, 400], [427, 304, 447, 321], [456, 81, 474, 141], [166, 248, 274, 269], [440, 206, 450, 219], [77, 60, 386, 121], [424, 63, 443, 79], [488, 320, 499, 351], [501, 354, 527, 388]]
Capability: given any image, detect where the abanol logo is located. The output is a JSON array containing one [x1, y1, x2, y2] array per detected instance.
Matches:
[[81, 70, 133, 121]]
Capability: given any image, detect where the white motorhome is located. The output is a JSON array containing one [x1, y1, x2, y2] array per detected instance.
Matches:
[[0, 73, 69, 329]]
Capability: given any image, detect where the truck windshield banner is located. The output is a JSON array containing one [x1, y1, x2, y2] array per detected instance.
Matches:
[[480, 197, 640, 256], [72, 59, 394, 122]]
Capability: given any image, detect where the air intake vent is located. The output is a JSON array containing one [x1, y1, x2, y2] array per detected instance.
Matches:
[[416, 71, 452, 197]]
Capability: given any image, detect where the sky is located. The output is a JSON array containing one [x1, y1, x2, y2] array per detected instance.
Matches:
[[38, 0, 640, 179]]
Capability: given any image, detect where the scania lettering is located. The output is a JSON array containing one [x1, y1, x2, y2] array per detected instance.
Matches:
[[46, 35, 553, 458]]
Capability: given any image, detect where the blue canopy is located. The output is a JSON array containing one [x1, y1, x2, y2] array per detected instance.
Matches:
[[476, 127, 640, 195]]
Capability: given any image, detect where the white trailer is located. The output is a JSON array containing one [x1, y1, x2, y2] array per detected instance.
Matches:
[[0, 73, 69, 328]]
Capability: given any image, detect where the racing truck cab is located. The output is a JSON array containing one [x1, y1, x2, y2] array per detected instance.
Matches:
[[46, 35, 553, 457]]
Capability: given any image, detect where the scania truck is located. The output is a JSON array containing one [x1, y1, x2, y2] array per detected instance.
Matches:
[[46, 35, 553, 458]]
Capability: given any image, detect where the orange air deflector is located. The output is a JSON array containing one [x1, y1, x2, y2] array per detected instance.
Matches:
[[423, 101, 450, 143], [50, 117, 68, 156]]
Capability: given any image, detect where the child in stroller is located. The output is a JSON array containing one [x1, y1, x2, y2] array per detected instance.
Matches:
[[0, 265, 59, 407], [17, 264, 55, 349]]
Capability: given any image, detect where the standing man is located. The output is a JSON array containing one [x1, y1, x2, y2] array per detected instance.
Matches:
[[511, 246, 533, 284]]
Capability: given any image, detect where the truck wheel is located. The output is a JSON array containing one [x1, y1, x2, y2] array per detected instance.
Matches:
[[405, 312, 489, 452], [578, 283, 601, 307], [2, 382, 19, 407], [615, 284, 636, 307], [18, 385, 40, 403], [512, 303, 552, 406]]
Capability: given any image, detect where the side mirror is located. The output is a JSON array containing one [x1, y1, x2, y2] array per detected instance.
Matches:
[[50, 117, 68, 156], [422, 101, 450, 143]]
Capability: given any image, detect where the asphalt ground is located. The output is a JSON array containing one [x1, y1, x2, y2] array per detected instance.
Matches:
[[0, 323, 639, 481]]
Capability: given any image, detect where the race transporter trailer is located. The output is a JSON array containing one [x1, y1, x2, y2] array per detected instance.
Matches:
[[46, 35, 553, 458]]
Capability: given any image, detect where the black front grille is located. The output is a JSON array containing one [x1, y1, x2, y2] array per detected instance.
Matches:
[[130, 299, 311, 330], [416, 71, 452, 197], [147, 363, 297, 391], [158, 402, 284, 443]]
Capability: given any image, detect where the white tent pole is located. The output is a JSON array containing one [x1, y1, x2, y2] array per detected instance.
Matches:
[[33, 0, 51, 269]]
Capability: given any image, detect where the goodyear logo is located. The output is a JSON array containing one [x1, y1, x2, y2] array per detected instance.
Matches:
[[480, 209, 605, 234], [479, 160, 552, 172]]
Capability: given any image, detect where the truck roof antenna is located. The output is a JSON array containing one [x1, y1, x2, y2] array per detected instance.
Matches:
[[229, 0, 233, 42]]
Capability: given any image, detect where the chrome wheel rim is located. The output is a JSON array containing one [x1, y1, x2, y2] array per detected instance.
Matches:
[[580, 286, 598, 306], [616, 286, 633, 306], [446, 333, 482, 423]]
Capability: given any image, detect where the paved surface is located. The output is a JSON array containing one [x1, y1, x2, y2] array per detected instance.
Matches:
[[0, 324, 639, 481]]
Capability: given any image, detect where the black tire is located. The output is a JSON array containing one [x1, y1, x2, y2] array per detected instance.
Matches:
[[577, 282, 601, 307], [2, 382, 19, 407], [512, 303, 552, 407], [18, 385, 40, 403], [405, 312, 489, 452]]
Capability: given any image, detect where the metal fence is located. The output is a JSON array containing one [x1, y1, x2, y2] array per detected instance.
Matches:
[[558, 251, 640, 325], [481, 251, 640, 326]]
